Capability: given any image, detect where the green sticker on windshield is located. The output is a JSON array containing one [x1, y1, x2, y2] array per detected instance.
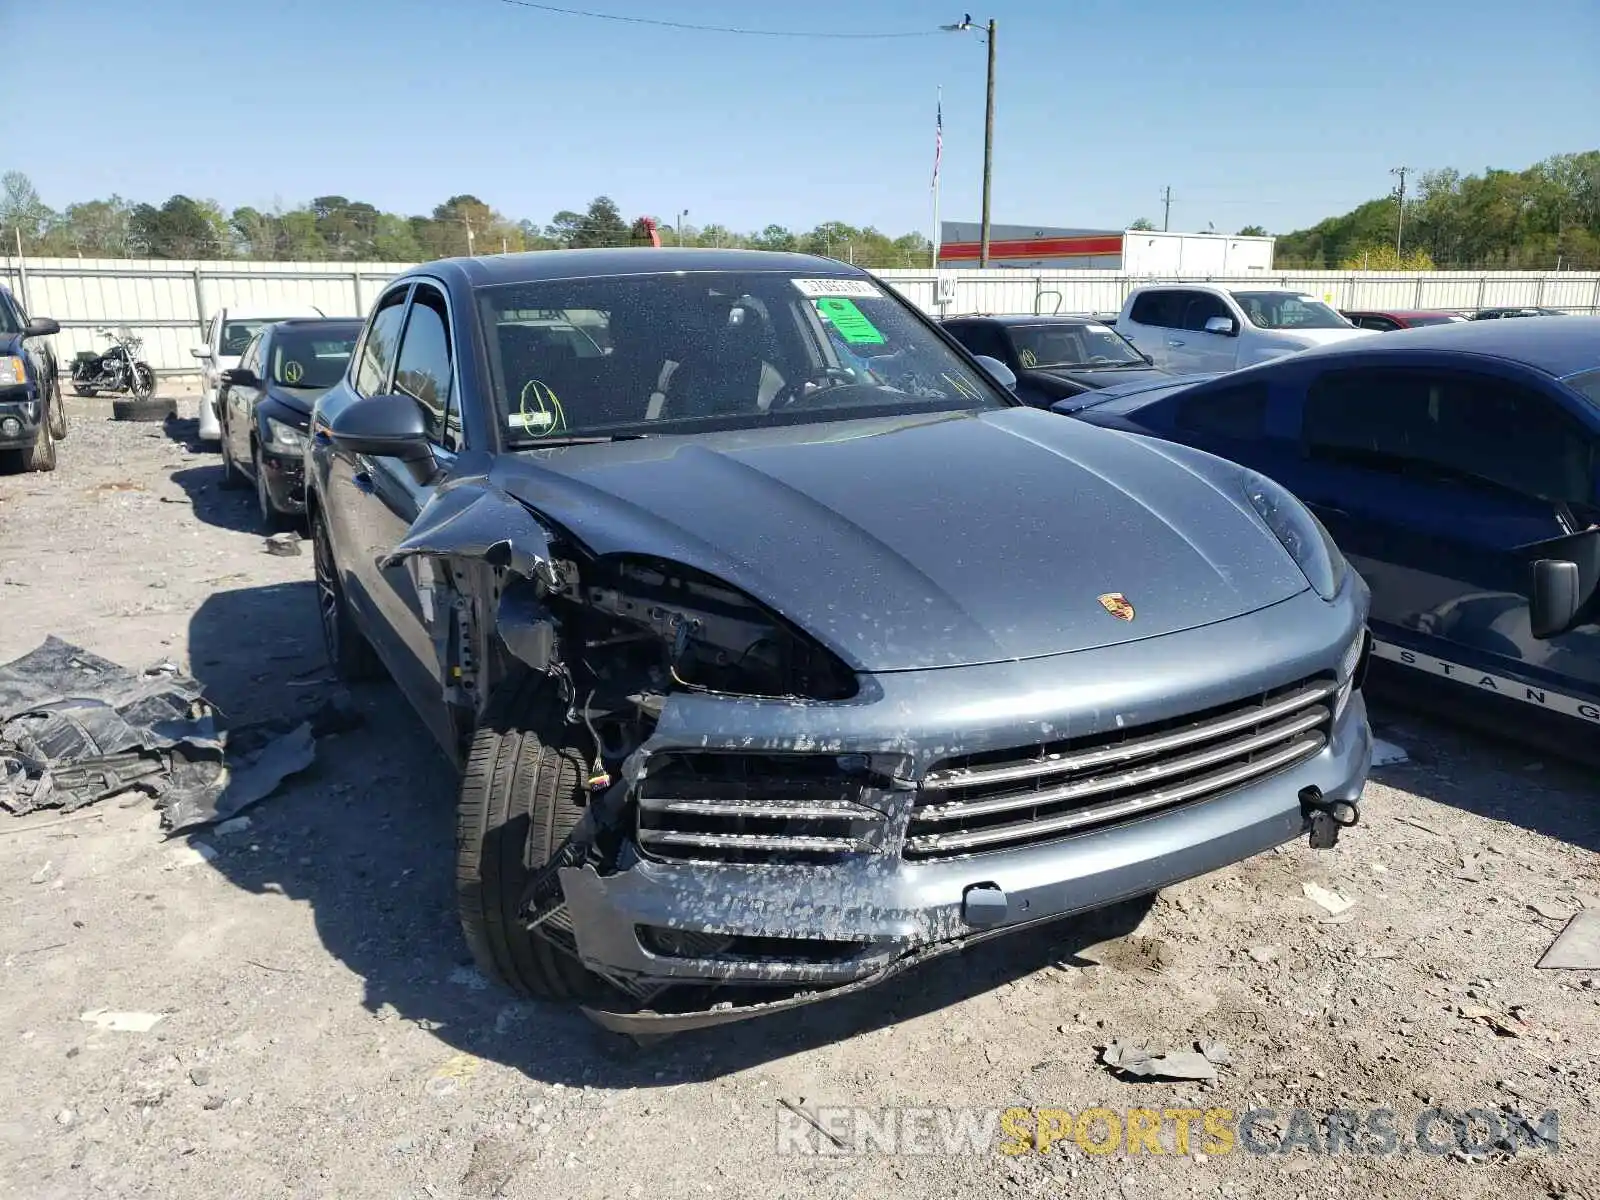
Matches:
[[814, 297, 885, 345]]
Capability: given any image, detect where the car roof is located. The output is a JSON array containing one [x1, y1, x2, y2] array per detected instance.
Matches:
[[1343, 309, 1459, 318], [413, 247, 862, 288], [269, 317, 362, 330], [943, 313, 1114, 326], [1289, 313, 1600, 377], [218, 303, 325, 318]]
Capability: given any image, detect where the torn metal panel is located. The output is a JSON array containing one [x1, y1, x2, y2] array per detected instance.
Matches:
[[379, 479, 556, 585]]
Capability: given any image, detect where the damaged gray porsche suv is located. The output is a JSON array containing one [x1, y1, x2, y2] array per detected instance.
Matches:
[[305, 248, 1373, 1033]]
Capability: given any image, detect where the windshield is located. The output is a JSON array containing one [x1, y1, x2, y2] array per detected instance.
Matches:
[[222, 319, 275, 356], [1232, 292, 1352, 330], [1007, 322, 1144, 368], [1565, 368, 1600, 406], [478, 271, 1009, 444], [269, 326, 360, 389]]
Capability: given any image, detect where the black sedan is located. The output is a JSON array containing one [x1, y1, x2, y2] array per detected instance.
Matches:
[[217, 318, 361, 528], [1058, 317, 1600, 759], [303, 248, 1370, 1033], [941, 313, 1168, 408]]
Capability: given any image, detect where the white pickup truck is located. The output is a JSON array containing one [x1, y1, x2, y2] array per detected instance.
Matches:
[[1115, 284, 1372, 374]]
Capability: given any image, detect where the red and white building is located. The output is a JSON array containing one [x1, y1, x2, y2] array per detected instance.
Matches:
[[937, 223, 1275, 274]]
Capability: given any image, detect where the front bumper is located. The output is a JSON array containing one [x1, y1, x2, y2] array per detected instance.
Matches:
[[559, 581, 1374, 1033], [258, 446, 307, 514], [197, 388, 221, 441], [0, 391, 42, 450]]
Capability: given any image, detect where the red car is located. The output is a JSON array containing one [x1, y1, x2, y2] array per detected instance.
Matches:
[[1340, 309, 1468, 332]]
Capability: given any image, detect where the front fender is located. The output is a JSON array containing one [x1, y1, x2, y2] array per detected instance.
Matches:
[[381, 475, 557, 586]]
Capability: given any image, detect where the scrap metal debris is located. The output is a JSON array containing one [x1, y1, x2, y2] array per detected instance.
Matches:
[[0, 637, 356, 832], [1101, 1040, 1227, 1081], [265, 532, 302, 557], [1535, 909, 1600, 971]]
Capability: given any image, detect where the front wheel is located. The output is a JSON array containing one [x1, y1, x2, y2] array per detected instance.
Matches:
[[47, 376, 68, 440], [22, 421, 56, 473], [456, 673, 609, 1001], [130, 363, 155, 400]]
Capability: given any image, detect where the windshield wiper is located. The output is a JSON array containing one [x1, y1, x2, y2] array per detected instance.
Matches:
[[509, 432, 652, 447]]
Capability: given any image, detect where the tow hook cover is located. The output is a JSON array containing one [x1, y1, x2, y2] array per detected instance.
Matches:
[[962, 882, 1008, 927]]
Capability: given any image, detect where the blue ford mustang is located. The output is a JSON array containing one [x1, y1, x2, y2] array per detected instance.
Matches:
[[1061, 317, 1600, 751]]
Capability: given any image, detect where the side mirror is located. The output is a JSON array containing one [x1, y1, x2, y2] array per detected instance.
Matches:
[[192, 347, 213, 360], [221, 367, 259, 388], [1530, 559, 1582, 640], [327, 392, 434, 469], [972, 354, 1017, 392], [1204, 316, 1238, 337], [24, 317, 59, 337]]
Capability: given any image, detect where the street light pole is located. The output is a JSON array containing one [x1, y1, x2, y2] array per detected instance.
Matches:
[[980, 19, 996, 268], [944, 16, 997, 268], [677, 209, 689, 246]]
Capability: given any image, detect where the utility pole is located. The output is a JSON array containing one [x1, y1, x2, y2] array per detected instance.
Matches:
[[980, 19, 996, 267], [943, 16, 998, 266], [462, 211, 476, 257], [677, 209, 688, 246], [1161, 186, 1173, 232], [1390, 166, 1409, 256]]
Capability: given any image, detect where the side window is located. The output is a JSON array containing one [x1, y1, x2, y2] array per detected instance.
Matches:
[[1129, 291, 1180, 328], [392, 285, 457, 450], [241, 334, 262, 376], [1179, 291, 1232, 332], [354, 287, 410, 398], [1173, 382, 1270, 439], [949, 322, 1009, 363], [1304, 369, 1595, 506]]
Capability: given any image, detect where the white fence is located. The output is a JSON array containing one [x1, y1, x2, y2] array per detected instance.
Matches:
[[3, 256, 1598, 377]]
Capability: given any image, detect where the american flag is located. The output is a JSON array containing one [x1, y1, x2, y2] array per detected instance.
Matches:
[[932, 94, 943, 189]]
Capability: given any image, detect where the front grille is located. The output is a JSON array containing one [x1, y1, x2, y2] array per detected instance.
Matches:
[[904, 676, 1336, 861], [637, 926, 871, 964], [636, 752, 888, 864]]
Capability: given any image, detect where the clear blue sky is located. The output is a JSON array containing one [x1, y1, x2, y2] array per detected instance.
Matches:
[[9, 0, 1598, 238]]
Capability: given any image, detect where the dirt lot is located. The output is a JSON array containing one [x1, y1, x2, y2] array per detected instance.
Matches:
[[1, 395, 1598, 1200]]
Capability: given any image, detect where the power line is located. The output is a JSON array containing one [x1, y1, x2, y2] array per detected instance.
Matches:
[[498, 0, 942, 38]]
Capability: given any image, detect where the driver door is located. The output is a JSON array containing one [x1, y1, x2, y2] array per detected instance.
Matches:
[[345, 282, 461, 742]]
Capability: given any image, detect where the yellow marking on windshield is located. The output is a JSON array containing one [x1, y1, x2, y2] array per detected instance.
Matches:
[[281, 360, 304, 384], [516, 378, 567, 436]]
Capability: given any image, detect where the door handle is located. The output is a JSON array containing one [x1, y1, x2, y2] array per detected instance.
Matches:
[[1167, 339, 1185, 347]]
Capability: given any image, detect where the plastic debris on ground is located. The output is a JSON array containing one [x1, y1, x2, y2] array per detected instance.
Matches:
[[1536, 909, 1600, 970], [0, 636, 359, 831], [1101, 1040, 1228, 1081]]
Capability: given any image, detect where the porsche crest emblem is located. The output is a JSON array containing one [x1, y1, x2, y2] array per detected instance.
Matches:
[[1097, 592, 1135, 621]]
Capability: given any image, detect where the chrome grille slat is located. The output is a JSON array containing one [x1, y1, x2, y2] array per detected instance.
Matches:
[[637, 796, 882, 821], [922, 679, 1337, 792], [912, 706, 1329, 824], [905, 730, 1325, 857], [637, 829, 867, 854]]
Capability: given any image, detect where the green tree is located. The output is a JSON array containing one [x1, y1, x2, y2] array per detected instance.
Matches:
[[1237, 224, 1268, 237], [750, 224, 797, 252], [1128, 217, 1155, 231], [0, 171, 55, 251], [129, 195, 230, 258], [569, 196, 630, 248], [49, 197, 134, 256], [372, 213, 424, 262]]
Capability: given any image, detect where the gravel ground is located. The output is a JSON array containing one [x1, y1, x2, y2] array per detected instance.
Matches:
[[1, 395, 1598, 1200]]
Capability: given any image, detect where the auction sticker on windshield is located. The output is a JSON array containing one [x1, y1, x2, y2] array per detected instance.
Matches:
[[814, 297, 886, 345], [791, 278, 883, 299]]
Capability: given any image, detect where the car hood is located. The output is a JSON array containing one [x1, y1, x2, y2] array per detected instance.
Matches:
[[268, 385, 330, 417], [492, 407, 1309, 672], [1030, 364, 1169, 390], [1264, 327, 1373, 347]]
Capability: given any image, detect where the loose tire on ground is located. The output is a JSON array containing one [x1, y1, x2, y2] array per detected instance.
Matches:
[[456, 672, 607, 1001], [310, 507, 383, 683], [112, 395, 177, 423]]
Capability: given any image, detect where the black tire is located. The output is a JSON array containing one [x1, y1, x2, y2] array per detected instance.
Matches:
[[22, 421, 56, 473], [112, 395, 176, 422], [47, 376, 68, 440], [255, 444, 293, 532], [457, 673, 607, 1001], [218, 430, 245, 488], [130, 363, 155, 401], [311, 505, 383, 683]]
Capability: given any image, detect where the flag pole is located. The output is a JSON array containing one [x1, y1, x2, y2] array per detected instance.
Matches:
[[930, 85, 943, 270]]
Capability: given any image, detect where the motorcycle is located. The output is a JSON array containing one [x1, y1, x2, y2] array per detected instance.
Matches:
[[71, 326, 155, 399]]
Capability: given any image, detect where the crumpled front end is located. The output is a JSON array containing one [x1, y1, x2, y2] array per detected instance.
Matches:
[[546, 580, 1372, 1034]]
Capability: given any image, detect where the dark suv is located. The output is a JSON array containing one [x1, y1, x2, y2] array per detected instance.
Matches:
[[0, 284, 65, 472]]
